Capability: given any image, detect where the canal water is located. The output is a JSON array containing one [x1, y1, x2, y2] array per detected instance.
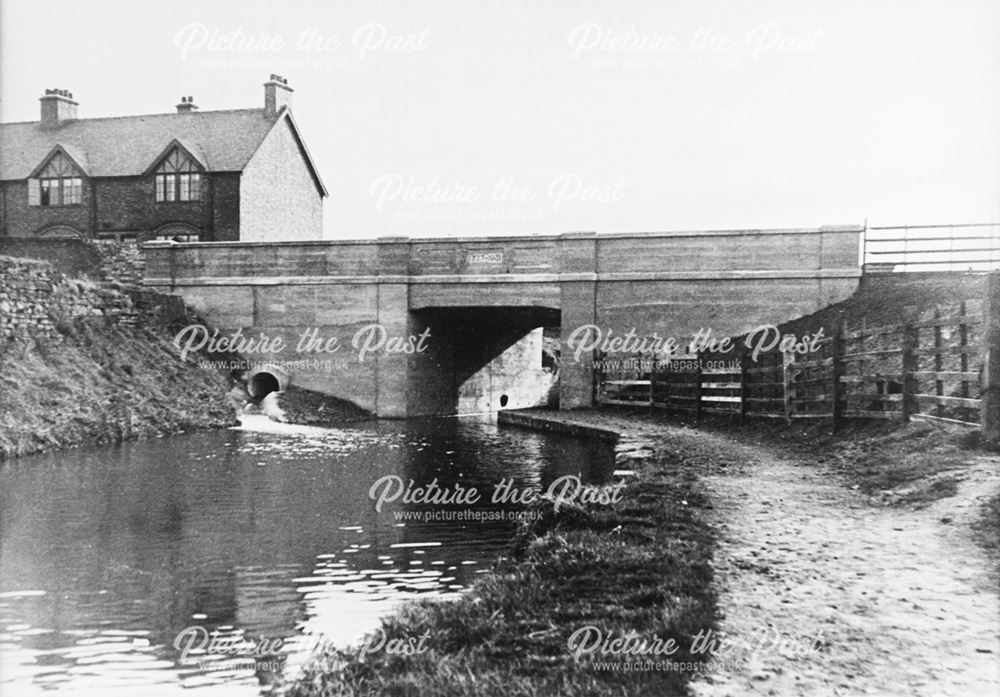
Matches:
[[0, 416, 614, 696]]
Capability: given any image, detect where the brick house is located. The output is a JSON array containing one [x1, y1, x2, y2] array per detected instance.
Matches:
[[0, 76, 326, 243]]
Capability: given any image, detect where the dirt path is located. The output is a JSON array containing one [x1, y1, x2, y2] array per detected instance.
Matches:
[[680, 429, 1000, 697], [499, 410, 999, 695]]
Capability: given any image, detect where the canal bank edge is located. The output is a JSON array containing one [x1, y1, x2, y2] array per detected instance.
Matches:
[[497, 408, 620, 443], [0, 255, 237, 459], [283, 409, 719, 697]]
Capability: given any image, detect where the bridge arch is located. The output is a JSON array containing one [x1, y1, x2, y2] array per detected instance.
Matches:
[[411, 305, 561, 415]]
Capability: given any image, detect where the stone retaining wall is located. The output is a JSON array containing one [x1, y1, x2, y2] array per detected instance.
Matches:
[[0, 255, 144, 342], [0, 238, 145, 286], [92, 239, 145, 286]]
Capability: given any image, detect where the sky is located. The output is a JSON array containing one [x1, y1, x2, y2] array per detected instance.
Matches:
[[1, 0, 998, 239]]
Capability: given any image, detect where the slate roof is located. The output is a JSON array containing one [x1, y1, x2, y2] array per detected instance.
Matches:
[[0, 108, 291, 182]]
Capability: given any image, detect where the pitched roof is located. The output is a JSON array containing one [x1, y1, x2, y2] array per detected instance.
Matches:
[[0, 108, 282, 181]]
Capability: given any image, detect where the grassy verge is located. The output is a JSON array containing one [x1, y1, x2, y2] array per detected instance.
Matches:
[[0, 315, 235, 459], [972, 492, 1000, 574], [654, 411, 990, 507], [808, 420, 983, 506], [283, 438, 716, 697]]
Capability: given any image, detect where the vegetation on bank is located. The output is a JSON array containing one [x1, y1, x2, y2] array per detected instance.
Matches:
[[654, 410, 1000, 572], [972, 492, 1000, 574], [0, 314, 236, 459], [263, 385, 372, 426], [814, 421, 989, 504], [0, 251, 376, 459], [678, 415, 992, 504], [284, 437, 717, 697]]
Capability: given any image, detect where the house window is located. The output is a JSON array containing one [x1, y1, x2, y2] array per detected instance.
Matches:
[[153, 232, 200, 243], [33, 152, 82, 206], [155, 148, 202, 202], [152, 224, 201, 243]]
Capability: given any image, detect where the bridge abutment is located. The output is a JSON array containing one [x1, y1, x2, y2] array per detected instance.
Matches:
[[558, 232, 599, 409]]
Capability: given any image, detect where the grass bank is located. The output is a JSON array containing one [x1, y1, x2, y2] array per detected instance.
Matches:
[[660, 413, 993, 506], [283, 418, 717, 697], [0, 279, 237, 459], [624, 407, 1000, 570], [972, 492, 1000, 574]]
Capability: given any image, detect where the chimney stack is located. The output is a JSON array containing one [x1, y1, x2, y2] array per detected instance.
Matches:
[[176, 95, 199, 113], [263, 74, 293, 116], [39, 89, 78, 127]]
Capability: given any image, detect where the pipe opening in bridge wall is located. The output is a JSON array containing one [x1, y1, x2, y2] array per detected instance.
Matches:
[[246, 365, 290, 399]]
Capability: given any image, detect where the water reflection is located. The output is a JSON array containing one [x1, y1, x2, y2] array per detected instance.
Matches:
[[0, 416, 613, 696]]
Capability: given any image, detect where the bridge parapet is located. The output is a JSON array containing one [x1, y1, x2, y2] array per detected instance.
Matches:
[[144, 226, 862, 285]]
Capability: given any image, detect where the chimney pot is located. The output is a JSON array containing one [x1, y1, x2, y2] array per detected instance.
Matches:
[[176, 95, 199, 113], [39, 88, 78, 127], [263, 75, 293, 116]]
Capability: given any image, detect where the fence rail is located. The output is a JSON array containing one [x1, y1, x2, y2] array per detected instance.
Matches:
[[863, 222, 1000, 273], [596, 273, 1000, 436]]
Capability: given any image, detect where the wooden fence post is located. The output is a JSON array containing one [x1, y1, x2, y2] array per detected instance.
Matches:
[[901, 319, 918, 422], [982, 272, 1000, 441], [695, 352, 703, 420], [831, 321, 844, 432], [783, 350, 794, 423], [739, 348, 748, 425], [593, 350, 603, 406], [648, 355, 655, 414], [959, 301, 969, 402], [933, 307, 944, 419]]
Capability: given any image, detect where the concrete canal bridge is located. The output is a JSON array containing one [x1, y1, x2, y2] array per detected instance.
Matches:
[[144, 227, 862, 417]]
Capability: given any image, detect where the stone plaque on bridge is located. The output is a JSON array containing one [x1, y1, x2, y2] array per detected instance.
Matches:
[[467, 251, 504, 265]]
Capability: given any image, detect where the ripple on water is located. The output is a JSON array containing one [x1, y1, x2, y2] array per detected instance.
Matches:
[[0, 417, 614, 695]]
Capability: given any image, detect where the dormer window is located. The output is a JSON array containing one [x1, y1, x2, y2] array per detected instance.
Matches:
[[155, 148, 201, 202], [30, 152, 82, 206]]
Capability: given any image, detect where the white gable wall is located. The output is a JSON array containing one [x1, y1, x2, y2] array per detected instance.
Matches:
[[239, 116, 323, 242]]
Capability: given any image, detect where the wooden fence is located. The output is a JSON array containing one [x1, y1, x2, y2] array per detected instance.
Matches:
[[596, 273, 1000, 436]]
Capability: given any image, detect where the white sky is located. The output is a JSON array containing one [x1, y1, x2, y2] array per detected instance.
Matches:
[[1, 0, 998, 239]]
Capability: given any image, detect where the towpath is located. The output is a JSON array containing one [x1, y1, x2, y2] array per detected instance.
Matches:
[[504, 410, 999, 696]]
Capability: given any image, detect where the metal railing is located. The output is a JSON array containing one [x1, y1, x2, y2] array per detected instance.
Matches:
[[863, 222, 1000, 273]]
